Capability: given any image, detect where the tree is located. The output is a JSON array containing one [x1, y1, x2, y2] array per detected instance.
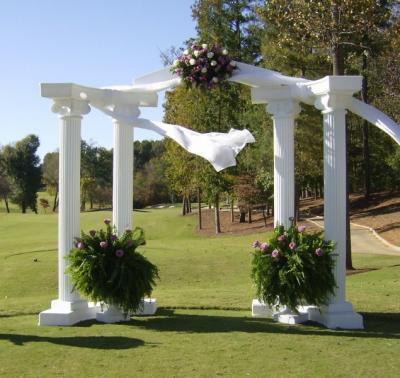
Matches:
[[39, 198, 50, 213], [1, 135, 42, 213], [42, 151, 59, 211]]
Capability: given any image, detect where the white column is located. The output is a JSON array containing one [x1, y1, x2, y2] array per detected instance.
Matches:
[[113, 120, 134, 233], [267, 99, 300, 228], [39, 99, 95, 326], [311, 88, 363, 329]]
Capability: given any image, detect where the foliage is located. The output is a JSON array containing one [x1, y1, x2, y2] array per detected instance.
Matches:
[[39, 198, 50, 213], [0, 135, 42, 213], [171, 41, 237, 90], [42, 151, 59, 211], [251, 223, 336, 311], [67, 220, 159, 313]]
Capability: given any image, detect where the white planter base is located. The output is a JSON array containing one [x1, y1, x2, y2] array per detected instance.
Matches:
[[134, 298, 157, 316], [38, 299, 95, 326], [251, 299, 276, 318], [96, 299, 157, 323], [273, 307, 308, 325], [308, 302, 364, 329]]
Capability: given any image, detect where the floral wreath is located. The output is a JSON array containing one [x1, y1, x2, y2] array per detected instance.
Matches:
[[171, 42, 237, 90]]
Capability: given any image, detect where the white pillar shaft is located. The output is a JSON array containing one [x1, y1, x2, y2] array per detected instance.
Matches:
[[323, 109, 347, 303], [113, 121, 133, 234], [273, 117, 295, 228], [58, 115, 82, 302]]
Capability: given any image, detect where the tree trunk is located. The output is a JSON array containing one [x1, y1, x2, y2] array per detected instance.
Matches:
[[214, 193, 221, 234], [197, 187, 202, 230], [230, 199, 234, 223], [4, 198, 10, 213], [90, 195, 94, 210], [361, 52, 371, 201], [182, 196, 186, 216], [53, 190, 58, 212], [248, 206, 252, 224], [262, 206, 267, 227], [21, 201, 26, 214], [239, 210, 246, 223], [294, 182, 300, 223]]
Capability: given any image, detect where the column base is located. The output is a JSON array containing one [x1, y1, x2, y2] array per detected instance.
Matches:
[[38, 299, 95, 326], [308, 302, 364, 329], [251, 299, 282, 318]]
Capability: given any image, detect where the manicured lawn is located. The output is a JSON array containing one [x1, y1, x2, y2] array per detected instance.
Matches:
[[0, 208, 399, 377]]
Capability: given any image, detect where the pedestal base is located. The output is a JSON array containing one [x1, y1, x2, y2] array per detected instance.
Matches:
[[38, 299, 94, 326], [273, 307, 309, 325], [134, 298, 157, 315], [251, 299, 275, 318], [308, 302, 364, 329]]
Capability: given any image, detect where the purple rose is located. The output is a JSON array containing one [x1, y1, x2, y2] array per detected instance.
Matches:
[[260, 242, 269, 251], [277, 235, 285, 242], [125, 228, 132, 234], [315, 248, 323, 257], [77, 242, 85, 250], [115, 249, 124, 258], [289, 242, 296, 250], [272, 249, 279, 258], [126, 239, 134, 247], [298, 225, 306, 233], [89, 230, 96, 237], [104, 218, 111, 225], [100, 241, 108, 249], [111, 235, 118, 242], [252, 240, 260, 248]]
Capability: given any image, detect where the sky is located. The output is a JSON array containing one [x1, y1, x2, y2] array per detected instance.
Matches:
[[0, 0, 197, 159]]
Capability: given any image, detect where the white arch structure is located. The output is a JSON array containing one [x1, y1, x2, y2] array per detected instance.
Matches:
[[38, 62, 400, 329]]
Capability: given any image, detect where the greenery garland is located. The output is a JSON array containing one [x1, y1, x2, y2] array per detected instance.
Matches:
[[67, 219, 159, 313], [171, 41, 237, 90], [251, 222, 336, 312]]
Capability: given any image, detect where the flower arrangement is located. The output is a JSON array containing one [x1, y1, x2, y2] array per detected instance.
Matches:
[[171, 42, 237, 90], [251, 222, 336, 312], [67, 219, 159, 313]]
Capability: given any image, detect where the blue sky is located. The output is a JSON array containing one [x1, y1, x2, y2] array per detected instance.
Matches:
[[0, 0, 196, 159]]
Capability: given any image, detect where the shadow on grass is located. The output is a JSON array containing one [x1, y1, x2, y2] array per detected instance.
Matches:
[[0, 333, 145, 349], [124, 309, 400, 340], [3, 249, 56, 259]]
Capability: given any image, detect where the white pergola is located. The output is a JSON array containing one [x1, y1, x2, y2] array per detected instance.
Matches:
[[38, 62, 400, 328]]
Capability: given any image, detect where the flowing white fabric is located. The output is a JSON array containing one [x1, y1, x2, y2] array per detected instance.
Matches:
[[134, 119, 255, 171]]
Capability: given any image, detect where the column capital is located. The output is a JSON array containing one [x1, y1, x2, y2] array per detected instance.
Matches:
[[110, 104, 141, 126], [51, 98, 91, 118], [266, 99, 301, 119]]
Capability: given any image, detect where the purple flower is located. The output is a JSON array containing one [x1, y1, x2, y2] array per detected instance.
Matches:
[[111, 235, 118, 242], [298, 225, 306, 233], [115, 249, 124, 258], [126, 239, 134, 247], [315, 248, 323, 257], [104, 218, 111, 225], [260, 242, 269, 251], [89, 230, 96, 237], [277, 235, 285, 242], [272, 249, 279, 258], [100, 241, 108, 249], [252, 240, 260, 248], [77, 242, 85, 249], [289, 242, 297, 250]]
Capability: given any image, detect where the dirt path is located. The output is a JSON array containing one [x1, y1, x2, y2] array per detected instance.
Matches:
[[306, 217, 400, 256]]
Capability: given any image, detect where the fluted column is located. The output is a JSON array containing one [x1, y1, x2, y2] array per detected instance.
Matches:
[[267, 99, 301, 228], [39, 99, 95, 326], [311, 81, 364, 329], [111, 105, 139, 234]]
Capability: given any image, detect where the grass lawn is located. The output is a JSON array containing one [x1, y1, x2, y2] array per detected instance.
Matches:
[[0, 207, 399, 377]]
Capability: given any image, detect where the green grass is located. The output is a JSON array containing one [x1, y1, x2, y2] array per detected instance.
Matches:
[[0, 208, 400, 377]]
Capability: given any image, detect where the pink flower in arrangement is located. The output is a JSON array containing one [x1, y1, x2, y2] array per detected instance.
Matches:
[[272, 249, 279, 258], [77, 242, 85, 249], [89, 230, 96, 237], [115, 249, 124, 258], [126, 239, 134, 247], [104, 219, 111, 225], [260, 242, 269, 251], [298, 225, 306, 233], [315, 248, 323, 257], [252, 240, 260, 248], [277, 235, 285, 242], [100, 241, 108, 249], [289, 242, 297, 250]]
